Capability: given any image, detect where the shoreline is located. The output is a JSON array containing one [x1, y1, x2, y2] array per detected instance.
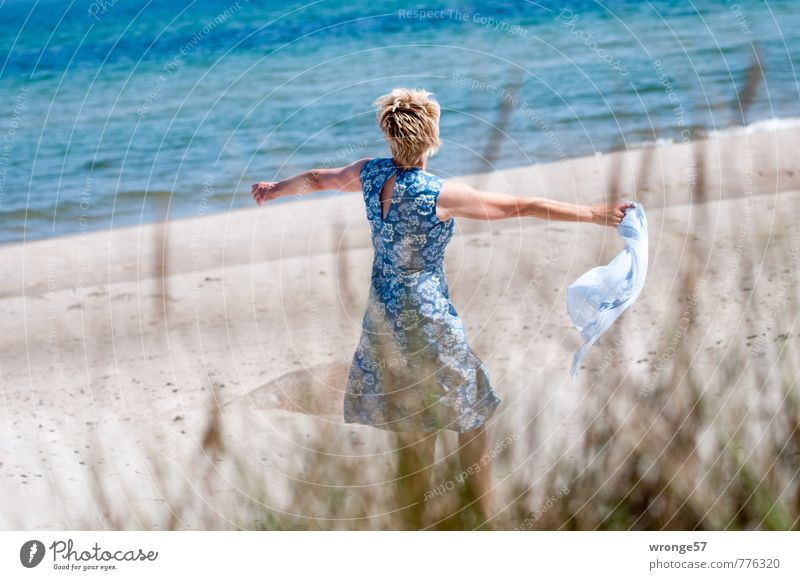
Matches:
[[2, 122, 799, 299], [4, 114, 800, 251]]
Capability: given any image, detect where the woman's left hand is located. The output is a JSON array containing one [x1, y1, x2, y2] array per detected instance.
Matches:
[[252, 182, 279, 206], [591, 202, 634, 227]]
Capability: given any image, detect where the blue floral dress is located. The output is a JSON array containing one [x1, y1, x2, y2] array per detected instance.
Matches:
[[344, 157, 501, 433]]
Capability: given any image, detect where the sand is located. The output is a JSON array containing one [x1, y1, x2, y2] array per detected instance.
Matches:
[[2, 125, 799, 530]]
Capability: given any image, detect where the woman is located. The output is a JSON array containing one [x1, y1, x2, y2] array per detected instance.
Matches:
[[252, 88, 631, 527]]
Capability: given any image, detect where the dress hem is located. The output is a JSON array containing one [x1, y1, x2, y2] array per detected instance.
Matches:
[[343, 393, 501, 434]]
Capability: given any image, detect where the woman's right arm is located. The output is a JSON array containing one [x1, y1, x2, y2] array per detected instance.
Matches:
[[252, 157, 369, 205], [437, 180, 633, 227]]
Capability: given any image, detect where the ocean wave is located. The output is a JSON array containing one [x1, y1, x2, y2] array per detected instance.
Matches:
[[700, 117, 800, 138], [624, 137, 676, 149], [622, 117, 800, 150]]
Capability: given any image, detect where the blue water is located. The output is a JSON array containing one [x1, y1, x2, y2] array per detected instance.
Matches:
[[1, 0, 798, 243]]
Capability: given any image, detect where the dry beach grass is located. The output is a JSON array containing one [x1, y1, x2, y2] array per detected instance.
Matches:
[[1, 125, 799, 531]]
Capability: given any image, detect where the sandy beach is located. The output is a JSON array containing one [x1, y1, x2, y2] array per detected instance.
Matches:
[[2, 125, 799, 530]]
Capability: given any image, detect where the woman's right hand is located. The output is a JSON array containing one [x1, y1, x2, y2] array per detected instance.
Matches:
[[591, 202, 635, 227], [252, 182, 279, 206]]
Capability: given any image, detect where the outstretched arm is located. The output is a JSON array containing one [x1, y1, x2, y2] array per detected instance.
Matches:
[[437, 180, 633, 227], [252, 157, 369, 206]]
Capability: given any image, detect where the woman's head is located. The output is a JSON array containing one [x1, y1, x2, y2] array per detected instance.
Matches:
[[374, 88, 441, 168]]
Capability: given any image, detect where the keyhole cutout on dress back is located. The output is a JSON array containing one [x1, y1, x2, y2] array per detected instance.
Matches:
[[379, 173, 398, 221]]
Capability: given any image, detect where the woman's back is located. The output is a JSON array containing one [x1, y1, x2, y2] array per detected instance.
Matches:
[[359, 157, 454, 276]]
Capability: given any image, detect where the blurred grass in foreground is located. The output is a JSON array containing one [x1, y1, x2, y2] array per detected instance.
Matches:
[[65, 134, 800, 531]]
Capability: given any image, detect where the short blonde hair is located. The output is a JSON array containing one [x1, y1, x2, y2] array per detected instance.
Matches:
[[374, 88, 441, 168]]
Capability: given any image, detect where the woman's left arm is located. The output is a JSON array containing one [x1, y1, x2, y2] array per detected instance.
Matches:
[[437, 179, 633, 227], [252, 157, 369, 206]]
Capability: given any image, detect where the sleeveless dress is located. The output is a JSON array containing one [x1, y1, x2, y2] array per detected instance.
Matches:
[[343, 157, 501, 433]]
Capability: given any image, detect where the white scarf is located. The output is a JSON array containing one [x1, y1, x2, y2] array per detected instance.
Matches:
[[567, 201, 649, 378]]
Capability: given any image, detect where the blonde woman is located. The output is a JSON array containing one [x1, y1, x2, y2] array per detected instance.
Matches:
[[252, 88, 631, 527]]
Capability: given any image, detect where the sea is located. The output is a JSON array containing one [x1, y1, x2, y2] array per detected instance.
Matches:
[[1, 0, 798, 243]]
